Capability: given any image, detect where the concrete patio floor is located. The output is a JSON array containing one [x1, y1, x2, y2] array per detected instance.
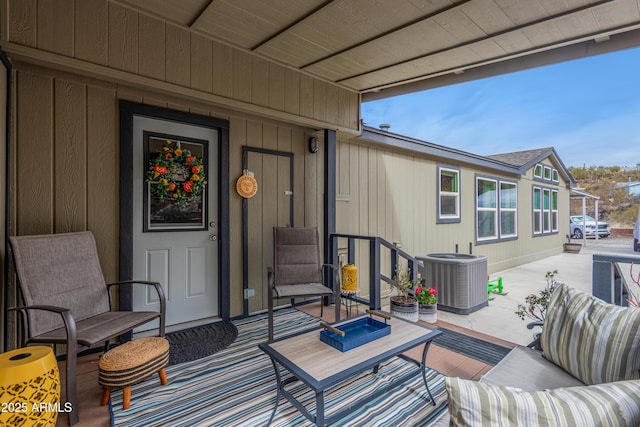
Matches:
[[437, 236, 639, 346]]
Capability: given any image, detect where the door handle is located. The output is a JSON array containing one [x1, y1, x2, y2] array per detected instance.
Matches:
[[209, 234, 217, 241]]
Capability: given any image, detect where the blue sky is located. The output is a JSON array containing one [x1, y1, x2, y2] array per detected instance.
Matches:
[[361, 46, 640, 168]]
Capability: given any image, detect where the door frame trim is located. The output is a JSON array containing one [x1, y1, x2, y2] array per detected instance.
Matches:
[[241, 146, 294, 316], [119, 101, 231, 320]]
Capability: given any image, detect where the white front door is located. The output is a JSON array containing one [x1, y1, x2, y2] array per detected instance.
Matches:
[[132, 115, 219, 327]]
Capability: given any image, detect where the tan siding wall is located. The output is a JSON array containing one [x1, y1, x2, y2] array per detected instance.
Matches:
[[337, 138, 571, 279], [1, 0, 360, 132], [10, 63, 324, 318]]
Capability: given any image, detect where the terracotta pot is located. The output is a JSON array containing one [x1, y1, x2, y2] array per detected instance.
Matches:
[[390, 296, 418, 322], [418, 303, 437, 323]]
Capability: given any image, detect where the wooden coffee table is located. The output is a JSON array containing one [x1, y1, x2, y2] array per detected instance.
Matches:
[[258, 312, 441, 426]]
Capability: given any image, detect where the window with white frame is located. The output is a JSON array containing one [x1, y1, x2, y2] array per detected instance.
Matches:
[[543, 188, 551, 232], [551, 189, 558, 231], [477, 178, 497, 240], [476, 177, 518, 242], [533, 187, 542, 233], [534, 164, 543, 178], [535, 163, 559, 184], [438, 166, 460, 222], [500, 182, 517, 237], [533, 185, 558, 235]]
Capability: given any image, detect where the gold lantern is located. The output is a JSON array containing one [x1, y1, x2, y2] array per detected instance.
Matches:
[[341, 264, 358, 292], [0, 346, 60, 426]]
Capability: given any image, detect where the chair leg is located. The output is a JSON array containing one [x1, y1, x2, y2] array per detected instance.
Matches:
[[123, 386, 131, 410], [66, 348, 79, 425], [101, 388, 110, 406], [268, 287, 274, 341], [335, 292, 340, 322], [158, 368, 167, 385]]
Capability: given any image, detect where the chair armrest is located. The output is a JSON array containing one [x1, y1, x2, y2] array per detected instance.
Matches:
[[322, 264, 340, 291], [9, 305, 77, 349], [106, 280, 166, 336], [10, 304, 70, 314], [106, 280, 166, 304], [526, 321, 544, 330], [526, 321, 544, 350]]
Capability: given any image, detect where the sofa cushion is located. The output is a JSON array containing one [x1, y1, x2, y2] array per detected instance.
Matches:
[[445, 377, 640, 426], [480, 346, 584, 391], [540, 284, 640, 385]]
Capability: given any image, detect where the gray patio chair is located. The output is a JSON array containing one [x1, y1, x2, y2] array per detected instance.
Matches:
[[267, 227, 340, 341], [9, 231, 166, 426]]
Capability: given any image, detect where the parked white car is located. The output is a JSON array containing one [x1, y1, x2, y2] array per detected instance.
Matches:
[[569, 215, 610, 239]]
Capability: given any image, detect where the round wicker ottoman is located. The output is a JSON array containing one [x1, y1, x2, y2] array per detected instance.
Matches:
[[99, 337, 169, 410]]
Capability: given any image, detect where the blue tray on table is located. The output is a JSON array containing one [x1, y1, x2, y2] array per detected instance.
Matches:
[[320, 313, 391, 352]]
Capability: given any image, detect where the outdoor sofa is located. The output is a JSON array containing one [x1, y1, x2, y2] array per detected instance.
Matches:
[[434, 283, 640, 426]]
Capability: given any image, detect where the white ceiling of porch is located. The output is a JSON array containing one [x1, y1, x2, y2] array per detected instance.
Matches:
[[115, 0, 640, 100]]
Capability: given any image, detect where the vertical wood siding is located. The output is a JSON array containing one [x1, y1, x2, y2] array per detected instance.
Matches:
[[3, 0, 360, 132], [11, 64, 324, 318], [336, 138, 570, 278]]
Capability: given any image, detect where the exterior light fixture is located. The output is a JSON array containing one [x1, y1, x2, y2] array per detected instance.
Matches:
[[308, 137, 319, 153]]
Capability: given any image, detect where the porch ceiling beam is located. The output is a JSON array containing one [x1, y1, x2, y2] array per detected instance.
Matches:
[[250, 0, 336, 51], [299, 0, 473, 69], [336, 0, 617, 84], [188, 0, 216, 29]]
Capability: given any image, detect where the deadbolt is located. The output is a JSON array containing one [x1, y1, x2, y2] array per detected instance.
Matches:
[[209, 221, 217, 228]]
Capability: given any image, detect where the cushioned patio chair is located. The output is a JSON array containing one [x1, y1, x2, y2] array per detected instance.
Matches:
[[267, 227, 340, 341], [9, 231, 166, 426]]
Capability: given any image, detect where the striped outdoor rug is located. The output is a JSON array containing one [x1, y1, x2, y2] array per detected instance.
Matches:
[[110, 309, 449, 426]]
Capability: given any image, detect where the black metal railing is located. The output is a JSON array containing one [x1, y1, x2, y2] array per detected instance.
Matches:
[[330, 233, 421, 310], [592, 253, 640, 306]]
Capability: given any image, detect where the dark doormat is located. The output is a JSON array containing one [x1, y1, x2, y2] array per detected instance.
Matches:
[[432, 327, 512, 366], [165, 321, 238, 365]]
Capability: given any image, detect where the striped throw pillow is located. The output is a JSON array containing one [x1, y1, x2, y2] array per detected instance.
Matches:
[[540, 284, 640, 385], [445, 377, 640, 427]]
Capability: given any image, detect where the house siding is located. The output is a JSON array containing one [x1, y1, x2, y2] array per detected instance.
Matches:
[[9, 63, 325, 325], [336, 137, 571, 292]]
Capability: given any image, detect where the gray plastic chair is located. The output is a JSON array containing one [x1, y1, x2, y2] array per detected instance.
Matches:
[[267, 227, 340, 341], [9, 231, 166, 426]]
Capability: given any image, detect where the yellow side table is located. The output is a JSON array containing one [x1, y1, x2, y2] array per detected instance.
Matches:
[[0, 346, 60, 426]]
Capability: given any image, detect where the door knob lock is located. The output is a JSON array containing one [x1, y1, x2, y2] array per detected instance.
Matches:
[[209, 235, 217, 241]]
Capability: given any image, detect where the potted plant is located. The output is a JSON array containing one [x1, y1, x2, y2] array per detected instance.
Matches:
[[563, 234, 581, 253], [515, 270, 562, 348], [415, 284, 437, 323], [390, 265, 420, 322]]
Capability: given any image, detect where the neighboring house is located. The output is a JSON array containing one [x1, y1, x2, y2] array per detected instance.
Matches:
[[337, 128, 574, 288], [614, 181, 640, 197]]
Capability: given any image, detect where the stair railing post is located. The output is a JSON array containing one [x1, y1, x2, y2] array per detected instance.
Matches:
[[371, 237, 381, 310]]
